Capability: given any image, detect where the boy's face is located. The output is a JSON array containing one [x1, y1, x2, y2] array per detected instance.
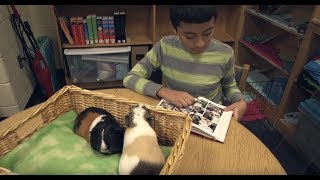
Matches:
[[174, 17, 215, 54]]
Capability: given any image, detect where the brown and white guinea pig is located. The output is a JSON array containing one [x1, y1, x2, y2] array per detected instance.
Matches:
[[118, 104, 165, 175], [73, 107, 125, 154]]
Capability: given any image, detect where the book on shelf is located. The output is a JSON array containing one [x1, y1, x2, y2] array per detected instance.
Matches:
[[108, 16, 116, 44], [86, 15, 94, 45], [157, 97, 233, 143], [119, 11, 127, 43], [114, 11, 121, 43], [58, 17, 74, 45], [70, 17, 80, 45], [97, 16, 104, 44], [76, 17, 86, 45], [102, 16, 109, 44], [91, 15, 99, 44], [113, 11, 127, 43], [83, 18, 89, 45]]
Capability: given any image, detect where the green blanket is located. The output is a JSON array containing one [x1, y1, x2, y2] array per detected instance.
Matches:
[[0, 110, 171, 175]]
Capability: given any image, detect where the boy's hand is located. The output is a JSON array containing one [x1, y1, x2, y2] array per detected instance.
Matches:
[[157, 87, 195, 108], [224, 99, 247, 121]]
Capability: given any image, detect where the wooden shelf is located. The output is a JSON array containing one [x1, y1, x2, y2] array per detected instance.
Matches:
[[246, 8, 304, 38], [239, 39, 290, 76], [66, 76, 124, 89], [63, 35, 152, 49]]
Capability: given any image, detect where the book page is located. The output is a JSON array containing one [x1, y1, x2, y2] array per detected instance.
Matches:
[[157, 97, 233, 142]]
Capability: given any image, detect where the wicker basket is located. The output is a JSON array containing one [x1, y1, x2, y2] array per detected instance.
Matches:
[[0, 85, 192, 175]]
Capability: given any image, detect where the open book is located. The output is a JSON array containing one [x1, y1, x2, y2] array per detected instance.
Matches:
[[157, 97, 233, 143]]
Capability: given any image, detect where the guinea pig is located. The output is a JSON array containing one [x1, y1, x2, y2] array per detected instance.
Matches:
[[73, 107, 125, 154], [118, 104, 165, 175]]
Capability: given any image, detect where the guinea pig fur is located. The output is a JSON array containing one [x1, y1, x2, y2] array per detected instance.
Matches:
[[118, 104, 165, 175], [73, 107, 125, 154]]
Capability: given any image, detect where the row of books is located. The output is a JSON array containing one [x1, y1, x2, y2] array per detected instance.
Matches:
[[58, 12, 127, 45]]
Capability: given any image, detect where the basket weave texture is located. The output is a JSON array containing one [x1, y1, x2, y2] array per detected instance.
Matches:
[[0, 85, 192, 175]]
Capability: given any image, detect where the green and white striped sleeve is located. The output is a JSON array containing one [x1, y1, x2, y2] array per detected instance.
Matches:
[[221, 55, 244, 103], [123, 41, 164, 98]]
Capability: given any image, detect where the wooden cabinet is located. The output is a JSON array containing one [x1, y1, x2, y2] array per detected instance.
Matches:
[[52, 5, 154, 89], [51, 5, 244, 89], [289, 19, 320, 169], [236, 5, 320, 141]]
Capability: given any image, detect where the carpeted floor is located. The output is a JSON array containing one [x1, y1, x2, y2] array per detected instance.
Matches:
[[241, 119, 320, 175]]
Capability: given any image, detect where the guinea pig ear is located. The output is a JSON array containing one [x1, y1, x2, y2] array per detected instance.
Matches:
[[142, 105, 150, 116], [146, 115, 155, 126]]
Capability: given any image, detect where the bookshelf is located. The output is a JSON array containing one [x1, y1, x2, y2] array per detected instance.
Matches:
[[62, 35, 153, 48], [237, 5, 320, 141], [284, 19, 320, 167], [239, 39, 290, 76], [52, 5, 244, 89], [245, 8, 305, 38]]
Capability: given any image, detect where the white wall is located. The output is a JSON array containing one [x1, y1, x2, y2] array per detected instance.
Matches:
[[2, 5, 62, 69], [0, 5, 36, 117], [27, 5, 62, 69]]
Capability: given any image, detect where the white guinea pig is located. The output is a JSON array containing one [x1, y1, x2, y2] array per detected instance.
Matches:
[[118, 104, 165, 175]]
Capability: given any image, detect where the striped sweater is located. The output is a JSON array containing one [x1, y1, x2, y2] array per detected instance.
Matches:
[[123, 35, 243, 104]]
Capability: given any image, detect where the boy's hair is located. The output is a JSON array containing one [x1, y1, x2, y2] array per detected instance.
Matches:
[[169, 5, 218, 30]]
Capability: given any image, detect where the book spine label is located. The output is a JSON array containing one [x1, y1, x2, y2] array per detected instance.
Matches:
[[91, 15, 98, 44], [83, 18, 89, 45], [97, 16, 104, 44]]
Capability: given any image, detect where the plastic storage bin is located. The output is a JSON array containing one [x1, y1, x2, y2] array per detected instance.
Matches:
[[64, 47, 131, 83]]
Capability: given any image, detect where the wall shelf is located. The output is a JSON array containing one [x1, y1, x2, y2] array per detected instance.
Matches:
[[237, 5, 320, 142], [239, 39, 290, 76], [63, 35, 153, 49], [246, 8, 304, 38]]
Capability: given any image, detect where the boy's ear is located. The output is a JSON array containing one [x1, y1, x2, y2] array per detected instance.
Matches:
[[170, 21, 178, 34], [172, 28, 177, 35]]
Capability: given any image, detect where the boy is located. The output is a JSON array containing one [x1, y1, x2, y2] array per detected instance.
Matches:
[[123, 5, 247, 120]]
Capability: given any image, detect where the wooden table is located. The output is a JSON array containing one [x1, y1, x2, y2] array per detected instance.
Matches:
[[2, 88, 286, 175], [96, 88, 286, 175]]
